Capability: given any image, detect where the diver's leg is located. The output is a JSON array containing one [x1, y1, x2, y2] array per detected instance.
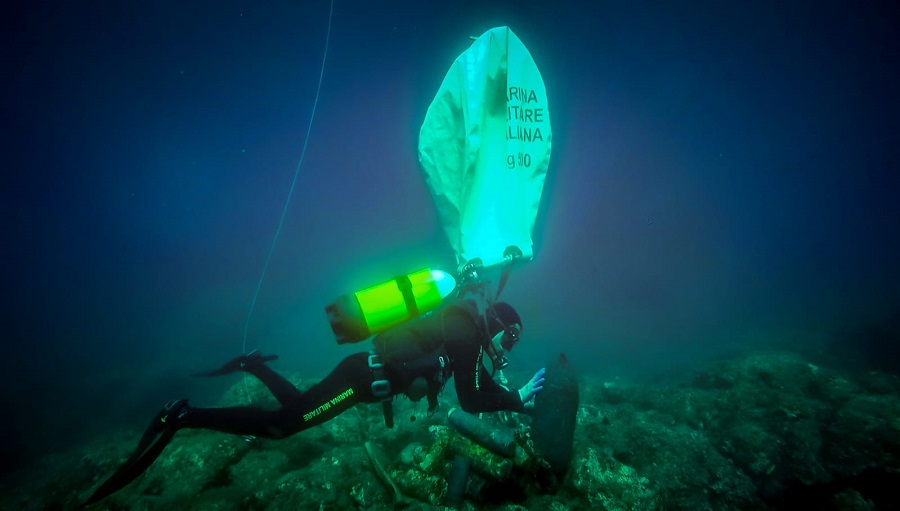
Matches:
[[194, 351, 302, 405], [242, 362, 304, 405], [84, 354, 379, 506], [192, 350, 277, 378], [180, 405, 305, 439], [289, 351, 379, 429], [184, 352, 378, 437]]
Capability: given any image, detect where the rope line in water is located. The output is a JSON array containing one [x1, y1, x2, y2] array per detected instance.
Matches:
[[239, 0, 335, 402]]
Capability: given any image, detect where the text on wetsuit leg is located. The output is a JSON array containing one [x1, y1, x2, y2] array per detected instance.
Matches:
[[303, 387, 354, 422]]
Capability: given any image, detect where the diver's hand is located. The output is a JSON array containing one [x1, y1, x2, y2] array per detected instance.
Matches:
[[518, 367, 546, 405]]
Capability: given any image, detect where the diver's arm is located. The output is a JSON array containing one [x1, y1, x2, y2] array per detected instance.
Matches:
[[443, 311, 524, 413], [461, 348, 525, 413]]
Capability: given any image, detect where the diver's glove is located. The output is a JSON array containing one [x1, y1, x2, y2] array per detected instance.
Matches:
[[518, 367, 546, 409]]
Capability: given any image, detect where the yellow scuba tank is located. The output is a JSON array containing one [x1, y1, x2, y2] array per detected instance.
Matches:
[[326, 268, 457, 344]]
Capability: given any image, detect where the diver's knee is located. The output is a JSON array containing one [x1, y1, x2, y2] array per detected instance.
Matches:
[[265, 408, 304, 439]]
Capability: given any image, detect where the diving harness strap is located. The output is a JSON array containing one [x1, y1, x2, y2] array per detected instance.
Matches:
[[369, 350, 446, 428], [368, 351, 394, 428]]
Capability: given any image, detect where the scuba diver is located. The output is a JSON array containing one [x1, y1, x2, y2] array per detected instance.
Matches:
[[83, 298, 546, 507]]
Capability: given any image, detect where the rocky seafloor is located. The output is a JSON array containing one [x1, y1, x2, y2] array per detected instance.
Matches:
[[3, 349, 899, 510]]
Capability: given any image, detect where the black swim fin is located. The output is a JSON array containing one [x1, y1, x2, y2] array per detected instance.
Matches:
[[81, 399, 189, 507], [191, 350, 278, 377]]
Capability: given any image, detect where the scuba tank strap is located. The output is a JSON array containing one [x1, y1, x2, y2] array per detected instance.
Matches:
[[367, 351, 394, 428]]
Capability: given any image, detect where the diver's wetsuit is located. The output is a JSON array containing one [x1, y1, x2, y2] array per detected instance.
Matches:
[[81, 299, 527, 507], [181, 299, 524, 439]]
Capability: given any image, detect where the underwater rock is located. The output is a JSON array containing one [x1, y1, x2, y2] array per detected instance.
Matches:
[[572, 447, 658, 510], [264, 444, 384, 510], [7, 349, 900, 510], [833, 488, 878, 511], [216, 371, 306, 408], [121, 430, 251, 507], [398, 441, 425, 466]]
